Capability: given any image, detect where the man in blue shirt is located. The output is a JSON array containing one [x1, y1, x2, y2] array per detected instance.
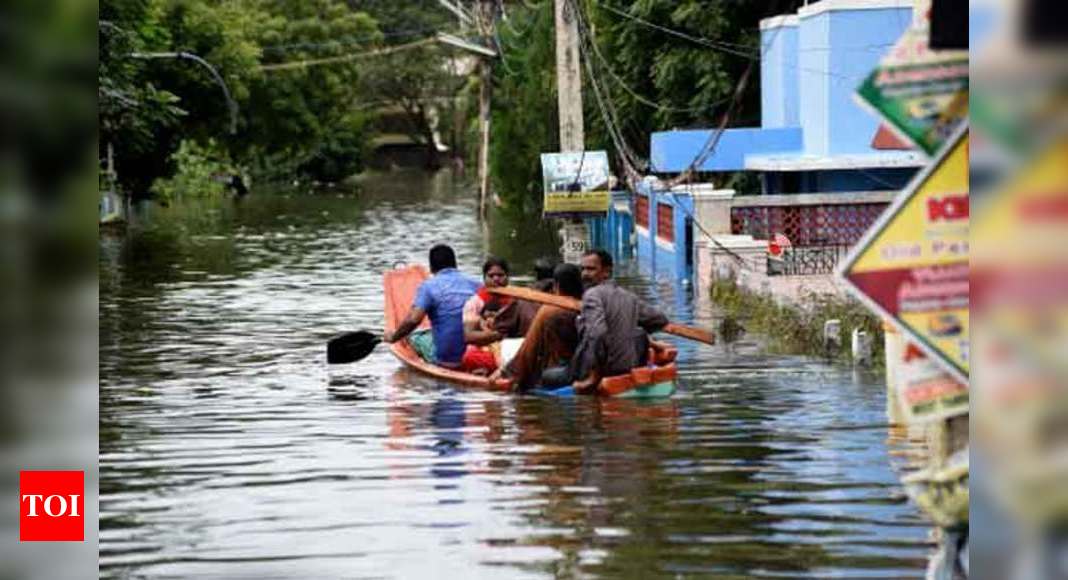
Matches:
[[383, 244, 480, 367]]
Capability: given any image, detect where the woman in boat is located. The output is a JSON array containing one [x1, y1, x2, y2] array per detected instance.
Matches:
[[489, 263, 583, 390], [460, 257, 522, 373]]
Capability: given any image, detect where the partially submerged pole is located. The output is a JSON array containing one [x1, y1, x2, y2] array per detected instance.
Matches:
[[476, 0, 496, 219], [554, 0, 588, 260], [477, 55, 492, 218]]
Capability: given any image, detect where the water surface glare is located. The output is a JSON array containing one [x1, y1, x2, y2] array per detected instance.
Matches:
[[100, 172, 930, 578]]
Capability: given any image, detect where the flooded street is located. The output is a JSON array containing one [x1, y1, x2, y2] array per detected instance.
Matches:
[[99, 172, 931, 578]]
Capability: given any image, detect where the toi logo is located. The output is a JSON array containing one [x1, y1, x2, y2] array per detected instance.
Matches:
[[927, 194, 969, 222], [19, 471, 84, 542]]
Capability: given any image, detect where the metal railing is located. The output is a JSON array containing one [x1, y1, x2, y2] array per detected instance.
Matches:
[[767, 244, 852, 276]]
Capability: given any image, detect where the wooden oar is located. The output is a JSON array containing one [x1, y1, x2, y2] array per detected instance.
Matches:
[[327, 330, 382, 364], [488, 285, 715, 345]]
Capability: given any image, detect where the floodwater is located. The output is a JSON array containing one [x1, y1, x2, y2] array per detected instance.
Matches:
[[99, 172, 931, 578]]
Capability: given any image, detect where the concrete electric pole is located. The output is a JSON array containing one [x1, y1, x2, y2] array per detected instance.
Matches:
[[554, 0, 588, 263], [476, 0, 495, 218], [555, 0, 584, 152]]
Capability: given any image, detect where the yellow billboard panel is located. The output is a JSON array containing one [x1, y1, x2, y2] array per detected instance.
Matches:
[[838, 126, 969, 381], [543, 191, 610, 216]]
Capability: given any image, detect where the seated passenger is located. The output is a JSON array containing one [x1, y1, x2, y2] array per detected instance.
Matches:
[[383, 244, 480, 368], [460, 257, 538, 374], [572, 249, 668, 392], [531, 257, 557, 292], [489, 263, 583, 390], [462, 257, 515, 347]]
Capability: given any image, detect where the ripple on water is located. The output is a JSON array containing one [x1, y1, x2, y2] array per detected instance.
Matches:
[[100, 173, 930, 579]]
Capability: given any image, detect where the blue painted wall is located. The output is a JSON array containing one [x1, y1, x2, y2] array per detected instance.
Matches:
[[797, 5, 913, 156], [587, 192, 634, 261], [798, 11, 831, 155], [653, 5, 913, 171], [650, 127, 802, 173], [761, 22, 799, 129], [824, 7, 912, 155], [633, 184, 694, 281]]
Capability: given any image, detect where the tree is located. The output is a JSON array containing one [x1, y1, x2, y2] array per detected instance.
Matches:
[[584, 0, 758, 164], [358, 46, 466, 171], [243, 0, 380, 181], [101, 0, 392, 193], [489, 1, 557, 212], [489, 0, 795, 208], [100, 0, 186, 194], [353, 0, 466, 170]]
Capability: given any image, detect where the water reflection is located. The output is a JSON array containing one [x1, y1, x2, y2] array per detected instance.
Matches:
[[100, 171, 930, 578]]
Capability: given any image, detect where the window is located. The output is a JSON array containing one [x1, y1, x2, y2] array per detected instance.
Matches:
[[657, 203, 674, 241], [636, 195, 649, 228]]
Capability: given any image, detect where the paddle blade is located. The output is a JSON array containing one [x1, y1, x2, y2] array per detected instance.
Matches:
[[327, 331, 381, 364]]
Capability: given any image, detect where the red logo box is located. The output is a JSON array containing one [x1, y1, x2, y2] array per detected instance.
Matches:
[[19, 471, 84, 542]]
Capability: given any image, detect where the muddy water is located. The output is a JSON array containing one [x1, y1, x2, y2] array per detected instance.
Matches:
[[99, 171, 930, 578]]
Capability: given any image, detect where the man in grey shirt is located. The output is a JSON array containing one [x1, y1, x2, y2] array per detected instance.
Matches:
[[571, 249, 668, 392]]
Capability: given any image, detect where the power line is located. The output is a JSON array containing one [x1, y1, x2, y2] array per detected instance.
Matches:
[[577, 4, 735, 115], [571, 0, 645, 179], [593, 1, 758, 60], [256, 37, 438, 72], [571, 0, 764, 268], [593, 0, 876, 85], [259, 27, 442, 54]]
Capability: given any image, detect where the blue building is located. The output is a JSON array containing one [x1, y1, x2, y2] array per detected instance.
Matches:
[[652, 0, 924, 192], [629, 0, 925, 281]]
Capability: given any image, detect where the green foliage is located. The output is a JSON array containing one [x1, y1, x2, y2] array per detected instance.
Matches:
[[243, 0, 380, 178], [101, 0, 452, 196], [100, 0, 185, 179], [711, 278, 884, 364], [583, 0, 763, 163], [151, 139, 238, 202], [287, 111, 372, 183], [489, 0, 787, 209], [359, 46, 460, 170], [490, 2, 558, 212]]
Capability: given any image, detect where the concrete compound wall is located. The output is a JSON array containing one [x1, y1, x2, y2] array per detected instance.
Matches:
[[694, 236, 854, 307]]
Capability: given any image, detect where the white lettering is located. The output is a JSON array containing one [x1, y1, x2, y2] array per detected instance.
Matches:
[[21, 494, 43, 517], [69, 494, 80, 517], [43, 495, 68, 517]]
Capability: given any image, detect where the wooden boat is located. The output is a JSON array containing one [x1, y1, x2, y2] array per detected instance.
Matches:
[[384, 265, 677, 398]]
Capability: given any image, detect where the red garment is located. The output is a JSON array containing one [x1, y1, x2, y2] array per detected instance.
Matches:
[[460, 345, 498, 373], [476, 287, 513, 309]]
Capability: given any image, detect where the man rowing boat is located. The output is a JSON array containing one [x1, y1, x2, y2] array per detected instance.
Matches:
[[383, 244, 479, 368]]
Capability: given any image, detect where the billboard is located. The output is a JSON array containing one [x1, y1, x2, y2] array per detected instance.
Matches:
[[855, 0, 968, 155], [838, 126, 969, 381], [540, 150, 611, 217]]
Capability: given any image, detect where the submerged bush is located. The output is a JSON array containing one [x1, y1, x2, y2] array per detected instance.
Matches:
[[711, 278, 884, 364], [151, 139, 242, 203]]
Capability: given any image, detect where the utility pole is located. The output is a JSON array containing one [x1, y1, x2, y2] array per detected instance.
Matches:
[[555, 0, 584, 152], [476, 0, 496, 218], [554, 0, 588, 262]]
